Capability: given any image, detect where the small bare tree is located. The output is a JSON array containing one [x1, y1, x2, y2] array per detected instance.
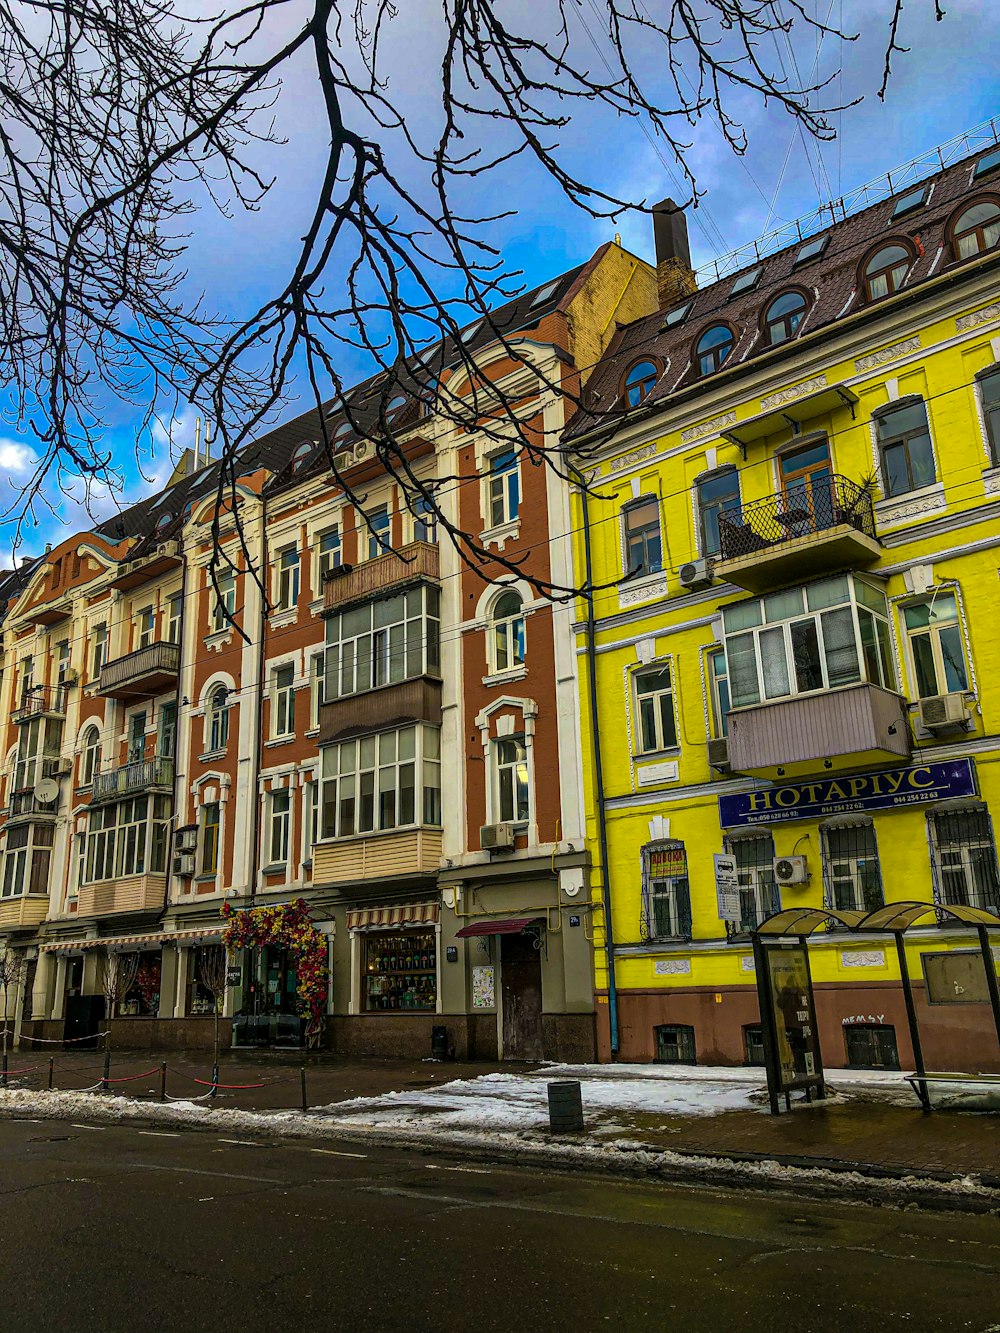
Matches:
[[99, 952, 141, 1089], [0, 947, 25, 1086], [196, 945, 229, 1082]]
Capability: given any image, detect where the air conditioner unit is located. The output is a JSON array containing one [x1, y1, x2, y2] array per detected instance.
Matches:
[[773, 855, 810, 886], [62, 668, 79, 686], [917, 692, 972, 731], [707, 737, 731, 772], [52, 758, 74, 777], [480, 822, 516, 852], [156, 541, 179, 558], [174, 824, 198, 854], [678, 558, 715, 591], [173, 852, 196, 879]]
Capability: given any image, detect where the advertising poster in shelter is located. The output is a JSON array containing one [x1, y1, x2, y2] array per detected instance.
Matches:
[[764, 944, 821, 1092]]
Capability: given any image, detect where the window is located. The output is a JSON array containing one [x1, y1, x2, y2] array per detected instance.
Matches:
[[412, 496, 437, 543], [317, 526, 342, 581], [303, 781, 318, 860], [977, 366, 1000, 463], [487, 449, 520, 528], [211, 570, 236, 633], [743, 1024, 766, 1067], [528, 278, 560, 309], [890, 185, 928, 219], [268, 790, 291, 865], [932, 809, 1000, 913], [291, 440, 313, 472], [794, 233, 829, 266], [623, 360, 658, 407], [641, 842, 691, 940], [724, 575, 895, 709], [319, 724, 441, 839], [200, 803, 220, 876], [136, 605, 155, 649], [622, 496, 662, 576], [875, 397, 936, 497], [56, 640, 70, 686], [973, 146, 1000, 180], [634, 667, 676, 753], [1, 826, 28, 899], [903, 592, 969, 698], [81, 726, 101, 786], [208, 686, 230, 752], [309, 650, 324, 726], [166, 594, 182, 645], [823, 822, 884, 912], [730, 265, 762, 296], [863, 244, 911, 300], [952, 201, 1000, 260], [844, 1024, 900, 1070], [367, 507, 391, 559], [18, 655, 33, 703], [1, 824, 52, 899], [128, 711, 146, 763], [324, 584, 440, 701], [491, 590, 526, 673], [276, 546, 300, 610], [654, 1024, 696, 1064], [273, 665, 295, 738], [697, 469, 740, 555], [493, 734, 529, 825], [727, 834, 780, 933], [662, 301, 691, 329], [84, 795, 169, 883], [695, 325, 735, 376], [157, 702, 176, 759], [708, 649, 730, 738], [764, 291, 807, 345], [91, 622, 108, 678]]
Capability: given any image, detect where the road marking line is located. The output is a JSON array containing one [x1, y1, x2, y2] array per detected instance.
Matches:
[[310, 1148, 368, 1159], [70, 1124, 105, 1131], [426, 1165, 493, 1175], [10, 1118, 42, 1123], [133, 1163, 277, 1184], [218, 1138, 260, 1147], [138, 1131, 180, 1138]]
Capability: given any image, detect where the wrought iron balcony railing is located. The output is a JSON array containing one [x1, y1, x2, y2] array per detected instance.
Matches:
[[718, 475, 877, 561], [97, 640, 180, 698], [91, 756, 174, 804], [11, 684, 68, 724], [8, 789, 58, 819]]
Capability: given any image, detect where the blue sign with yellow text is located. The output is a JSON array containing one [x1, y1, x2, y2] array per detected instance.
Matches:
[[719, 758, 977, 828]]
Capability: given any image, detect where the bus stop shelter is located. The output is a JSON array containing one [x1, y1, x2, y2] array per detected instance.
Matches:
[[752, 901, 1000, 1113]]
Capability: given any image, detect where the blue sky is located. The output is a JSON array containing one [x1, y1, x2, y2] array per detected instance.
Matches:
[[4, 0, 999, 558]]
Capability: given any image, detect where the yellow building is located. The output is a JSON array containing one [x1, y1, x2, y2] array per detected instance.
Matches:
[[566, 133, 1000, 1073]]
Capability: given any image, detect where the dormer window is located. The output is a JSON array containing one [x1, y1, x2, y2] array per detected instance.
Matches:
[[730, 266, 762, 296], [695, 325, 735, 376], [862, 244, 912, 301], [952, 201, 1000, 260], [662, 301, 692, 330], [794, 234, 829, 267], [764, 291, 808, 346], [973, 147, 1000, 180], [890, 185, 929, 220], [291, 441, 313, 472], [623, 360, 659, 408]]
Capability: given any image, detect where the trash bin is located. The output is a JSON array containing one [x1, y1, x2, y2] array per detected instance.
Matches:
[[431, 1025, 450, 1061], [547, 1079, 584, 1132]]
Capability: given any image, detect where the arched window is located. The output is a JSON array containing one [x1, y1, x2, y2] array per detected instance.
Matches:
[[764, 291, 807, 346], [863, 244, 911, 301], [291, 441, 313, 472], [208, 686, 230, 753], [952, 201, 1000, 260], [386, 393, 407, 416], [81, 726, 101, 786], [695, 325, 735, 376], [623, 360, 658, 407], [490, 590, 526, 674]]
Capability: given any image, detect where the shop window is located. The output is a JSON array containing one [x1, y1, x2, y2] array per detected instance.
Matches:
[[363, 931, 437, 1011], [320, 724, 441, 839], [208, 686, 230, 753], [902, 592, 969, 699], [136, 605, 155, 649], [844, 1023, 900, 1070], [862, 243, 911, 300], [324, 584, 440, 701], [654, 1024, 696, 1064], [190, 946, 225, 1015], [978, 366, 1000, 465], [317, 526, 342, 582], [91, 622, 108, 678], [726, 834, 780, 934], [487, 448, 520, 529], [697, 469, 740, 556], [822, 822, 884, 912], [211, 570, 237, 633], [723, 574, 895, 709], [490, 590, 526, 674], [743, 1024, 766, 1067], [276, 546, 300, 610], [200, 803, 220, 876], [931, 808, 1000, 914], [875, 397, 936, 497], [80, 725, 101, 786], [708, 649, 730, 739], [763, 291, 807, 345], [951, 201, 1000, 259], [272, 665, 295, 738], [623, 359, 658, 407], [634, 666, 676, 753], [641, 842, 692, 940], [695, 325, 735, 376], [268, 790, 291, 866], [493, 734, 529, 826], [119, 951, 161, 1018], [622, 495, 662, 577]]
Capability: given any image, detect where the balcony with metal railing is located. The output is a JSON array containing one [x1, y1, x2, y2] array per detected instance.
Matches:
[[97, 640, 180, 699], [91, 757, 174, 805], [322, 540, 439, 614], [11, 684, 68, 725], [716, 475, 881, 593], [7, 789, 59, 821]]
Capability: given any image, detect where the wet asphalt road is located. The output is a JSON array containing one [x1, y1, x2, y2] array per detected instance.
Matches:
[[0, 1118, 998, 1332]]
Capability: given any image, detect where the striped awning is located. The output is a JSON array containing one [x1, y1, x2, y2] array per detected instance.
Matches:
[[42, 928, 222, 954], [347, 902, 439, 931]]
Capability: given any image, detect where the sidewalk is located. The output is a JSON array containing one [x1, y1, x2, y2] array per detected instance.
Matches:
[[2, 1049, 998, 1201]]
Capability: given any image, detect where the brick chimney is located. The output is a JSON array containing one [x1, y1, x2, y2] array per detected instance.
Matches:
[[652, 198, 696, 310]]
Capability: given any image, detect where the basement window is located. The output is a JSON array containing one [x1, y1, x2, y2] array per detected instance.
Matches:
[[654, 1024, 696, 1064], [844, 1023, 900, 1070]]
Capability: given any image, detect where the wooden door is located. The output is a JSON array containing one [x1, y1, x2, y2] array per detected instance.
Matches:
[[779, 439, 833, 532], [500, 932, 544, 1061]]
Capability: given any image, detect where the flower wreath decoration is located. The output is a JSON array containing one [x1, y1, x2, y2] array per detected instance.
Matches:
[[221, 898, 329, 1044]]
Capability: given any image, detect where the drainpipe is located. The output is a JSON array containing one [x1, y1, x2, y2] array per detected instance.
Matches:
[[570, 464, 619, 1056], [247, 489, 269, 909]]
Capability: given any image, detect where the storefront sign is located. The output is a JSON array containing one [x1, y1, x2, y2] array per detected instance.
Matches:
[[719, 758, 976, 828], [225, 966, 242, 988], [713, 853, 741, 922]]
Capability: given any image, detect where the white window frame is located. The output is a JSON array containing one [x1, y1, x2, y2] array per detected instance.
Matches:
[[412, 495, 437, 544], [272, 665, 296, 739], [208, 686, 230, 753], [136, 604, 155, 649], [91, 622, 108, 678], [268, 789, 291, 866], [319, 724, 441, 840], [309, 650, 324, 728], [275, 545, 301, 611], [486, 448, 520, 530], [367, 507, 391, 560], [80, 726, 101, 786], [633, 665, 677, 754], [489, 590, 526, 674], [621, 495, 663, 577], [492, 733, 530, 827], [316, 526, 342, 583], [211, 570, 236, 633], [900, 591, 971, 700], [166, 593, 182, 645]]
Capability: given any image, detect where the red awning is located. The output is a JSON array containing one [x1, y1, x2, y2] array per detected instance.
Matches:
[[454, 916, 544, 938]]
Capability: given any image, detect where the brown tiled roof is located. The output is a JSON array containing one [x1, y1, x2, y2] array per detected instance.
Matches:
[[563, 146, 1000, 444]]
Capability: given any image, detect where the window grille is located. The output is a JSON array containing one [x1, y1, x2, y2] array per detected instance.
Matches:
[[654, 1024, 696, 1064], [930, 807, 1000, 914], [743, 1024, 766, 1066], [822, 822, 885, 913], [844, 1024, 899, 1070], [725, 834, 780, 935], [640, 842, 692, 941]]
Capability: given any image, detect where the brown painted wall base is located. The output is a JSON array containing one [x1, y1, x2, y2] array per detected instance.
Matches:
[[329, 1011, 596, 1063], [599, 982, 1000, 1074], [20, 1017, 232, 1052]]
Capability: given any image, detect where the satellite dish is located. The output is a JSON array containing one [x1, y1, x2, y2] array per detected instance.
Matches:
[[34, 777, 60, 804]]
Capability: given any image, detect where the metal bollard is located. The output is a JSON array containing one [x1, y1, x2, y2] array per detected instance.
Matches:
[[301, 1066, 308, 1114], [159, 1061, 168, 1103], [547, 1080, 584, 1133], [101, 1046, 111, 1094], [48, 1057, 54, 1091]]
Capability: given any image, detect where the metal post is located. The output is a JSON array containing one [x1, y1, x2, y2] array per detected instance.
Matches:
[[752, 934, 780, 1116], [976, 925, 1000, 1047], [210, 1061, 219, 1100], [300, 1066, 308, 1114], [894, 932, 929, 1113], [101, 1042, 111, 1093], [47, 1057, 54, 1090], [799, 934, 826, 1102], [159, 1061, 168, 1103], [2, 1028, 7, 1090]]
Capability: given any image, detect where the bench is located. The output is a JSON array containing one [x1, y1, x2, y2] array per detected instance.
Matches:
[[904, 1071, 1000, 1112]]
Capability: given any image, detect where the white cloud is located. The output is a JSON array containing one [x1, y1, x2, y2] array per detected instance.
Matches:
[[0, 439, 36, 473]]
